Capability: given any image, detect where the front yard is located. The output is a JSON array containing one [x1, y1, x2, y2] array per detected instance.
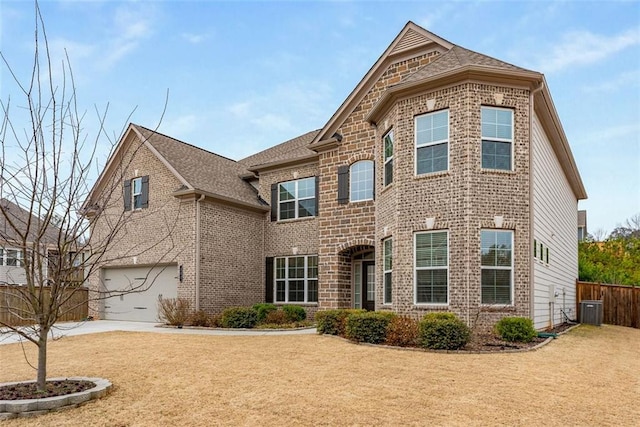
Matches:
[[1, 325, 638, 426]]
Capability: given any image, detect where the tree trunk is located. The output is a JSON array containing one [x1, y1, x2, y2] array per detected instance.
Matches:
[[37, 325, 49, 392]]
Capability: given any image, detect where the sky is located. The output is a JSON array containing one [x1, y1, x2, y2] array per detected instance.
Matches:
[[1, 0, 639, 235]]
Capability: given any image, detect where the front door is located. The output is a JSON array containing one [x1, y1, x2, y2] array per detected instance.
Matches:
[[362, 261, 375, 311]]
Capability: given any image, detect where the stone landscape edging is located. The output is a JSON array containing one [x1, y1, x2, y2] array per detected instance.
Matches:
[[0, 377, 112, 420]]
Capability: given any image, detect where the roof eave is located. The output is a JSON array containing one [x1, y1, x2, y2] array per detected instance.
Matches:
[[367, 66, 543, 125], [247, 153, 319, 173], [308, 136, 340, 153], [172, 188, 269, 213]]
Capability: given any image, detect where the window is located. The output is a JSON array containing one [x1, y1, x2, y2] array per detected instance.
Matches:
[[383, 131, 393, 186], [383, 238, 392, 304], [415, 231, 448, 304], [481, 230, 513, 305], [6, 249, 22, 267], [416, 110, 449, 175], [350, 160, 374, 201], [124, 176, 149, 211], [274, 255, 318, 303], [277, 177, 316, 220], [481, 107, 513, 170]]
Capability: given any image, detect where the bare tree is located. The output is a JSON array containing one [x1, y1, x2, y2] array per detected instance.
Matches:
[[0, 2, 178, 391]]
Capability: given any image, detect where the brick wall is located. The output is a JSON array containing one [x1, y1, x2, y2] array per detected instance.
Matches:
[[87, 133, 196, 318]]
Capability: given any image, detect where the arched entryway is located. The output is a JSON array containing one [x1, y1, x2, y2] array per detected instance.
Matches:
[[338, 244, 375, 311]]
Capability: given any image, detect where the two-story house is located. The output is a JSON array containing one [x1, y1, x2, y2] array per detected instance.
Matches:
[[85, 22, 586, 329]]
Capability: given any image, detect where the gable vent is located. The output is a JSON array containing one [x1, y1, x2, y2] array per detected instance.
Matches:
[[391, 29, 431, 54]]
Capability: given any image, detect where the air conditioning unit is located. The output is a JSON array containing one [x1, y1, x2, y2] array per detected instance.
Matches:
[[580, 300, 603, 326]]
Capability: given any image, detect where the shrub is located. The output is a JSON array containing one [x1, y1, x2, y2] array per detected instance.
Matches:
[[157, 298, 191, 326], [220, 307, 258, 328], [419, 314, 470, 350], [495, 317, 537, 342], [188, 310, 212, 327], [264, 309, 288, 325], [253, 303, 278, 323], [422, 312, 458, 322], [315, 309, 366, 336], [345, 311, 396, 344], [282, 305, 306, 322], [385, 316, 420, 347]]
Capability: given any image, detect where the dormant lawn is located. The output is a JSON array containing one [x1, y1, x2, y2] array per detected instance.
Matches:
[[1, 325, 638, 426]]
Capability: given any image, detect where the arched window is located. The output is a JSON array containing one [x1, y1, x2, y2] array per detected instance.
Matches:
[[350, 160, 374, 201]]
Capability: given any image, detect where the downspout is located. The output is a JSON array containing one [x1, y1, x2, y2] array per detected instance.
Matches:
[[195, 193, 205, 311], [529, 80, 545, 325]]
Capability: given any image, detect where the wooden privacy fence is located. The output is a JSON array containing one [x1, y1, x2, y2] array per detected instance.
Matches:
[[0, 285, 89, 327], [576, 281, 639, 328]]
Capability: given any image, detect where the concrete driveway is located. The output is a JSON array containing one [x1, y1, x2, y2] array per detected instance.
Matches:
[[0, 320, 316, 345]]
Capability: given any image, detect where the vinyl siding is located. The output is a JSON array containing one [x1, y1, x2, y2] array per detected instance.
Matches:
[[531, 112, 578, 329]]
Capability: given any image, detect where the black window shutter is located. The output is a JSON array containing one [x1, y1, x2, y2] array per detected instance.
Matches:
[[337, 165, 349, 205], [314, 176, 319, 216], [141, 175, 150, 209], [123, 179, 132, 211], [270, 184, 278, 221], [265, 257, 274, 303]]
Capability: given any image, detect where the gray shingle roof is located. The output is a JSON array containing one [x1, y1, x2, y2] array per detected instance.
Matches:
[[0, 198, 61, 245], [239, 130, 320, 169], [133, 125, 265, 209], [402, 45, 534, 84]]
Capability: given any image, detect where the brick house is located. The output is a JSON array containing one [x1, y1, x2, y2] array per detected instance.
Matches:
[[85, 22, 586, 329]]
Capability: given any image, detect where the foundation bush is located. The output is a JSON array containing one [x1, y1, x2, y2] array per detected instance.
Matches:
[[419, 313, 470, 350], [385, 316, 420, 347], [157, 298, 191, 327], [282, 305, 306, 322], [315, 309, 366, 336], [221, 307, 258, 328], [253, 303, 278, 323], [345, 311, 396, 344], [495, 317, 537, 342]]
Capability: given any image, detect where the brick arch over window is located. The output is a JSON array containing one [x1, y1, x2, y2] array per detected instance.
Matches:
[[337, 239, 376, 256], [346, 152, 374, 165]]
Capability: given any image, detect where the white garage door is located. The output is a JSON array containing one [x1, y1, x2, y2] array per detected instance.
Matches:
[[103, 265, 178, 322]]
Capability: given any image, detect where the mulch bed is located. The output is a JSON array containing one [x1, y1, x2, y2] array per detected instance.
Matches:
[[0, 379, 95, 400], [465, 322, 575, 352]]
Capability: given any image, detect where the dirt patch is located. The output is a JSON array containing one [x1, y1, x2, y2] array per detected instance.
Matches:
[[1, 324, 638, 426], [0, 379, 95, 400]]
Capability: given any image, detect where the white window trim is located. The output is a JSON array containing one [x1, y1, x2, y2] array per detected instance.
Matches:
[[383, 130, 393, 187], [415, 110, 450, 176], [480, 229, 514, 306], [383, 238, 392, 305], [481, 106, 514, 172], [413, 231, 449, 306], [132, 177, 143, 210], [350, 160, 374, 202], [274, 255, 318, 304], [277, 177, 316, 221]]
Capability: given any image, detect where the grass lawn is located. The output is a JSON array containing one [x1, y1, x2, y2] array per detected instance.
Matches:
[[1, 325, 638, 426]]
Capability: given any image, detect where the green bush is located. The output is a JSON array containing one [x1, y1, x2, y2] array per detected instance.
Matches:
[[282, 305, 307, 322], [157, 298, 191, 326], [220, 307, 258, 328], [345, 311, 396, 344], [422, 312, 458, 322], [253, 303, 278, 323], [495, 317, 537, 342], [385, 316, 420, 347], [419, 314, 470, 350], [315, 309, 366, 336]]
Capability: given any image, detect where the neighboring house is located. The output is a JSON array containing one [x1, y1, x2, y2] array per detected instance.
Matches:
[[85, 22, 586, 329], [578, 210, 588, 241]]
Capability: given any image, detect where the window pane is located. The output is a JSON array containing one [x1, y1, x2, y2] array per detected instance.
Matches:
[[279, 201, 295, 220], [132, 178, 142, 194], [384, 272, 392, 304], [384, 133, 393, 159], [6, 250, 19, 267], [297, 177, 315, 199], [354, 263, 361, 309], [482, 140, 511, 170], [276, 258, 286, 279], [384, 159, 393, 186], [289, 257, 305, 279], [481, 269, 512, 304], [417, 143, 447, 174], [416, 110, 448, 145], [308, 280, 318, 302], [276, 281, 286, 302], [416, 232, 447, 268], [384, 239, 392, 270], [416, 269, 447, 304], [279, 182, 295, 201], [288, 280, 305, 302], [298, 199, 315, 217], [307, 256, 318, 279]]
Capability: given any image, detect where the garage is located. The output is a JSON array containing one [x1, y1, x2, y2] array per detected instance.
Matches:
[[103, 265, 178, 322]]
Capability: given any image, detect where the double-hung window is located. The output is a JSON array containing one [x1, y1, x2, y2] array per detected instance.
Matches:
[[132, 177, 143, 209], [350, 160, 374, 201], [6, 249, 22, 267], [278, 177, 316, 220], [383, 131, 393, 187], [414, 231, 448, 304], [481, 230, 513, 304], [416, 110, 449, 175], [275, 255, 318, 303], [481, 107, 513, 170], [383, 238, 392, 304]]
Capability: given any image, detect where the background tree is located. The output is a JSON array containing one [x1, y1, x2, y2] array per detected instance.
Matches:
[[0, 2, 176, 391]]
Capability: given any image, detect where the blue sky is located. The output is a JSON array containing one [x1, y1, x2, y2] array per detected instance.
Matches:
[[1, 0, 639, 235]]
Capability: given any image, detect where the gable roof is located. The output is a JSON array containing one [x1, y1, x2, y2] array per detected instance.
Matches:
[[0, 198, 61, 245], [85, 124, 267, 211], [239, 129, 320, 171], [311, 21, 453, 145]]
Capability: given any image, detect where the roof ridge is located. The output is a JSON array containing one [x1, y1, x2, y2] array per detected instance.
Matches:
[[239, 129, 320, 164], [134, 124, 240, 165]]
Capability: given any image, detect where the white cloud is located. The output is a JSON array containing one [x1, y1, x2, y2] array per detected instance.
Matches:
[[227, 101, 252, 118], [251, 113, 293, 132], [583, 70, 640, 93], [99, 4, 154, 69], [539, 28, 640, 72], [181, 33, 208, 44], [160, 114, 199, 138]]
